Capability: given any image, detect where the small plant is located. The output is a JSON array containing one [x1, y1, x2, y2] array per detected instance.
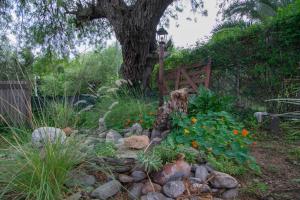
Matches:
[[288, 147, 300, 162], [207, 154, 247, 176], [0, 136, 85, 200], [95, 142, 117, 157], [241, 180, 269, 198], [137, 151, 163, 173]]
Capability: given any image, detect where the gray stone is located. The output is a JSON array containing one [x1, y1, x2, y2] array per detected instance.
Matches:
[[66, 192, 82, 200], [195, 165, 209, 183], [142, 129, 151, 137], [130, 123, 143, 135], [105, 130, 122, 143], [162, 181, 185, 198], [65, 171, 96, 187], [128, 183, 144, 200], [210, 172, 238, 189], [222, 188, 238, 199], [189, 177, 203, 184], [131, 170, 147, 182], [91, 180, 121, 200], [32, 127, 66, 147], [190, 183, 211, 193], [118, 174, 134, 183], [141, 192, 168, 200], [98, 117, 107, 133]]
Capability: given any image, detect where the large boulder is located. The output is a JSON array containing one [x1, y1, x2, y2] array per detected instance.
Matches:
[[91, 180, 121, 199], [32, 127, 66, 147], [124, 135, 150, 149], [209, 171, 239, 189]]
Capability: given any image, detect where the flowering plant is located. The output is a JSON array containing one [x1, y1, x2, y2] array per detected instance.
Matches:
[[169, 111, 259, 171]]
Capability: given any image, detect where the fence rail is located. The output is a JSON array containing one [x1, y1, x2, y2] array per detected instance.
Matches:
[[0, 81, 32, 125], [162, 59, 211, 94]]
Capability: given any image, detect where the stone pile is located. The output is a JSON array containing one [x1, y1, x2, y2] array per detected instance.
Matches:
[[31, 124, 239, 200]]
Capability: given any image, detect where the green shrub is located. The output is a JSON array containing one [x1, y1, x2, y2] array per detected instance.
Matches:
[[169, 111, 260, 172], [188, 87, 233, 115], [0, 137, 85, 200], [37, 44, 122, 96]]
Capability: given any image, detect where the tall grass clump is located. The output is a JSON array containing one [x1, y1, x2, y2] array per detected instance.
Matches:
[[34, 101, 79, 129], [0, 135, 85, 200]]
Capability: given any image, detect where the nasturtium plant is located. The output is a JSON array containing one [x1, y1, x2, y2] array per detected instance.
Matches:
[[168, 111, 259, 172]]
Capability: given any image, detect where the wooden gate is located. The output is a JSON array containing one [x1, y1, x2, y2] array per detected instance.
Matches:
[[0, 81, 32, 125], [162, 59, 211, 94]]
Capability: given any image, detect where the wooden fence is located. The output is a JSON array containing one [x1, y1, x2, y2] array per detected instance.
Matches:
[[162, 59, 211, 94], [0, 81, 32, 125]]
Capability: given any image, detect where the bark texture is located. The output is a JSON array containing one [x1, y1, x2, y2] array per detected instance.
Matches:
[[151, 88, 189, 140], [72, 0, 174, 89]]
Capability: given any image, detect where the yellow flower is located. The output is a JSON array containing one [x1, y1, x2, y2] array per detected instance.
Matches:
[[242, 129, 249, 137], [184, 128, 190, 135], [191, 117, 197, 124]]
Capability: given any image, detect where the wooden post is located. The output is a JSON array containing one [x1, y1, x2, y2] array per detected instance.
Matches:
[[158, 42, 165, 106]]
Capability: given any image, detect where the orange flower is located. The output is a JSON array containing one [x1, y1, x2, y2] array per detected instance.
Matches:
[[252, 141, 257, 146], [139, 119, 144, 124], [242, 129, 249, 137], [191, 141, 199, 149], [191, 117, 197, 124], [233, 130, 239, 135]]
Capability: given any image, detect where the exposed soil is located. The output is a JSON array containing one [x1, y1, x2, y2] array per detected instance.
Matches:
[[238, 140, 300, 200]]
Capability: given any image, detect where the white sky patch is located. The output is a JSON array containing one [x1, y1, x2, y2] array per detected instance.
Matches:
[[168, 0, 219, 47]]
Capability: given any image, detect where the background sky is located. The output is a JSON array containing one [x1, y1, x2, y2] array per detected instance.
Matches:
[[167, 0, 219, 47]]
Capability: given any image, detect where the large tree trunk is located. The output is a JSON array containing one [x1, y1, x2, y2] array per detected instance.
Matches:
[[72, 0, 174, 90], [117, 27, 157, 91]]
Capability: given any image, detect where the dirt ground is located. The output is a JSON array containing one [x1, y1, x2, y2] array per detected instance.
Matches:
[[238, 139, 300, 200]]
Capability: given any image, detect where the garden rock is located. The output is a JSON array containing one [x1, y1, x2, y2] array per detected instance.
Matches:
[[141, 192, 169, 200], [222, 188, 238, 199], [131, 170, 147, 182], [128, 183, 144, 200], [130, 123, 143, 135], [118, 174, 134, 183], [162, 181, 185, 198], [124, 135, 150, 149], [153, 155, 191, 185], [98, 117, 107, 133], [195, 165, 209, 183], [142, 181, 162, 194], [32, 127, 66, 147], [210, 172, 238, 189], [91, 180, 121, 200], [66, 192, 82, 200], [105, 130, 122, 143], [189, 183, 211, 193], [65, 171, 96, 187]]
